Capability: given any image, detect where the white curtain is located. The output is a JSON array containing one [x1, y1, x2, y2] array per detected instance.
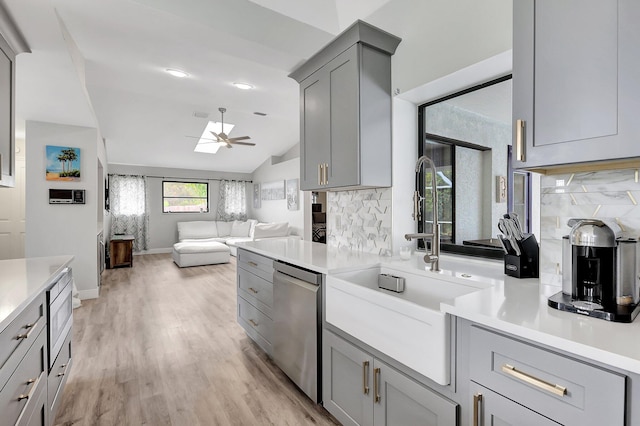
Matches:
[[109, 174, 149, 251], [216, 180, 247, 221]]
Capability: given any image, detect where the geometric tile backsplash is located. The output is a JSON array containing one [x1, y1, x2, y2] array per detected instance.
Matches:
[[327, 188, 392, 256], [539, 168, 640, 281]]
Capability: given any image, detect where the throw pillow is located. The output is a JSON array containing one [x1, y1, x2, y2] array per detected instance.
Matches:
[[216, 221, 233, 237], [253, 222, 289, 239], [230, 220, 251, 237]]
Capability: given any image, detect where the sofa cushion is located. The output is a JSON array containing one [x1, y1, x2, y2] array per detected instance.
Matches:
[[173, 240, 230, 254], [177, 221, 218, 241], [230, 220, 251, 237], [253, 222, 289, 239], [216, 221, 233, 237]]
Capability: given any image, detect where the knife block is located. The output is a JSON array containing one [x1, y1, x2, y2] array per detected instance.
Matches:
[[504, 234, 539, 278]]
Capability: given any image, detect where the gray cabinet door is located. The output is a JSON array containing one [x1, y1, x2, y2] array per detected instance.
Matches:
[[323, 329, 374, 426], [0, 32, 15, 188], [300, 71, 329, 190], [513, 0, 640, 170], [373, 359, 457, 426], [327, 45, 359, 188], [471, 384, 559, 426]]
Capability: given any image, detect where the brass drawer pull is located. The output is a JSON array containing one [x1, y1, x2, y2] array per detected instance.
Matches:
[[362, 361, 369, 395], [17, 375, 40, 401], [248, 287, 259, 294], [16, 321, 39, 340], [473, 393, 483, 426], [249, 319, 259, 327], [373, 367, 381, 403], [501, 364, 567, 397]]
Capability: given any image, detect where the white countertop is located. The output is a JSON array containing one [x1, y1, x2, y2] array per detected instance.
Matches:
[[235, 239, 383, 274], [237, 241, 640, 375], [0, 255, 74, 333]]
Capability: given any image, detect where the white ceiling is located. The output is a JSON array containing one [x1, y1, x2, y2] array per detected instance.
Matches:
[[5, 0, 392, 173]]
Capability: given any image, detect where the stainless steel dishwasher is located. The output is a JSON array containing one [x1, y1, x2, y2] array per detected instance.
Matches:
[[273, 260, 322, 403]]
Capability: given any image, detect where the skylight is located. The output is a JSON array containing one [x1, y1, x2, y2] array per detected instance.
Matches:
[[193, 120, 235, 154]]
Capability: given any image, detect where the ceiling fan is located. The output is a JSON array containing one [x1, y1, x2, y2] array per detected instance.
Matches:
[[189, 107, 254, 149]]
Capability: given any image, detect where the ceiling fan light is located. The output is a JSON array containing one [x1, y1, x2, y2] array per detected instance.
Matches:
[[166, 68, 189, 78], [233, 82, 253, 90]]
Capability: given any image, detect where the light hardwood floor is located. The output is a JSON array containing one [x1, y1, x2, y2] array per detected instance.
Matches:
[[54, 253, 340, 426]]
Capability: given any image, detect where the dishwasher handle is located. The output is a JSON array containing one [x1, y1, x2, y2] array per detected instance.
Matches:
[[274, 270, 320, 293], [273, 261, 322, 285]]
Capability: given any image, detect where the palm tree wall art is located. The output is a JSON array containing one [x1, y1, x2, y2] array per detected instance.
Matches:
[[46, 145, 81, 181]]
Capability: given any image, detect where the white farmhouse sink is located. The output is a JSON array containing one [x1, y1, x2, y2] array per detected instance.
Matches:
[[325, 265, 490, 385]]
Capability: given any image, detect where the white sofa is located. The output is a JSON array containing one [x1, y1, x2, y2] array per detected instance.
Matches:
[[172, 220, 295, 267]]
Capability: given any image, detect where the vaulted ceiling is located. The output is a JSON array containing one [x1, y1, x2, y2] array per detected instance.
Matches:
[[6, 0, 393, 173]]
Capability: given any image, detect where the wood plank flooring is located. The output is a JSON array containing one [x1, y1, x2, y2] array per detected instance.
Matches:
[[54, 253, 340, 426]]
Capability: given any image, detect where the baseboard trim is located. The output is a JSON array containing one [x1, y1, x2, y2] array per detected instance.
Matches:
[[135, 248, 172, 255], [78, 288, 100, 300]]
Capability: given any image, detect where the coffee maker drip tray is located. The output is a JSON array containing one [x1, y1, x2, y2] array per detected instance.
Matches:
[[548, 291, 640, 323]]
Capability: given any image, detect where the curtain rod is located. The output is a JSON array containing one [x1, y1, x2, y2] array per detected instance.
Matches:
[[126, 174, 252, 183]]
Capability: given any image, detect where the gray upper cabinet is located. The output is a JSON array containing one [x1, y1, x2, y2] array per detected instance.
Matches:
[[0, 32, 16, 188], [290, 21, 400, 191], [512, 0, 640, 171]]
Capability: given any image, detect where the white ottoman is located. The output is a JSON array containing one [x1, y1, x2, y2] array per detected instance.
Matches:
[[172, 241, 231, 267]]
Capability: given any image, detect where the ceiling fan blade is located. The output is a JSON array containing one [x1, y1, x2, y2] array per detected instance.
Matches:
[[225, 142, 233, 148], [186, 135, 218, 141], [229, 141, 256, 146], [227, 136, 251, 142]]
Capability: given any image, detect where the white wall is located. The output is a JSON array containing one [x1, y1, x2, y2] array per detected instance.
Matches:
[[25, 121, 100, 299], [108, 164, 252, 252], [365, 0, 512, 95], [249, 154, 304, 237]]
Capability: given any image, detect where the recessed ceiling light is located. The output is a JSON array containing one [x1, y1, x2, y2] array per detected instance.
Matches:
[[233, 82, 253, 90], [166, 68, 189, 78]]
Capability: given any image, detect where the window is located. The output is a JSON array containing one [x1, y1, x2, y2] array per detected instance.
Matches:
[[417, 76, 532, 258], [162, 181, 209, 213]]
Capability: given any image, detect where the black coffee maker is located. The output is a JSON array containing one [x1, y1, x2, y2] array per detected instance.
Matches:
[[548, 219, 640, 322]]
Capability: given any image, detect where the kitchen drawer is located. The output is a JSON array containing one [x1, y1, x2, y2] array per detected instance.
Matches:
[[16, 372, 47, 426], [237, 249, 274, 282], [48, 328, 72, 422], [0, 293, 46, 391], [237, 295, 273, 356], [470, 325, 625, 425], [0, 327, 47, 426], [237, 267, 273, 317]]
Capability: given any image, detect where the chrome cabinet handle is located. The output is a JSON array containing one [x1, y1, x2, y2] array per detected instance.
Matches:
[[373, 367, 381, 403], [17, 375, 40, 401], [516, 119, 526, 162], [318, 164, 322, 185], [473, 393, 483, 426], [501, 364, 567, 397], [16, 321, 39, 340], [249, 319, 259, 327], [362, 361, 370, 395]]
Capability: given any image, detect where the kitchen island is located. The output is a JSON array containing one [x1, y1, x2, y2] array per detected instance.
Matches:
[[0, 255, 74, 426], [237, 239, 640, 425]]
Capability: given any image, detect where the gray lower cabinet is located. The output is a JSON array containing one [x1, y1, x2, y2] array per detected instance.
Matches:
[[468, 324, 625, 425], [512, 0, 640, 171], [236, 248, 274, 356], [470, 384, 559, 426], [323, 329, 457, 426]]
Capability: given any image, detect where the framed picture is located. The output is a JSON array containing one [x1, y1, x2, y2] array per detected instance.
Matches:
[[286, 178, 299, 210], [261, 180, 285, 200], [46, 145, 81, 181], [253, 183, 261, 208]]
